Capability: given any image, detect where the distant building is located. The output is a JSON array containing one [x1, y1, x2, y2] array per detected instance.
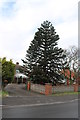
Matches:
[[61, 69, 76, 85], [62, 69, 75, 80], [14, 62, 27, 83]]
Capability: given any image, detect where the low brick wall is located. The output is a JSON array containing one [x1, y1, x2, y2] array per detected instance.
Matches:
[[74, 84, 80, 92], [52, 85, 74, 93], [31, 83, 45, 94], [30, 83, 75, 95]]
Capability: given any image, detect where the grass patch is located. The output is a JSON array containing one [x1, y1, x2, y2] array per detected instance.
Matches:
[[0, 90, 9, 97], [52, 91, 80, 96]]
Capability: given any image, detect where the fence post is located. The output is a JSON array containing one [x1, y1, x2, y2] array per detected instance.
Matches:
[[67, 79, 69, 85], [27, 81, 30, 91], [45, 83, 52, 95], [74, 84, 78, 92]]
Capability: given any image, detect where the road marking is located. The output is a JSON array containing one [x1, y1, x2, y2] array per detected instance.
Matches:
[[0, 105, 5, 109], [0, 105, 5, 107], [5, 95, 42, 98], [2, 99, 78, 109], [3, 102, 64, 108], [70, 99, 78, 102]]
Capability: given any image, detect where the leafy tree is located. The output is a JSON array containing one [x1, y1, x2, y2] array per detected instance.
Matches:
[[65, 46, 78, 72], [22, 21, 66, 84], [1, 57, 15, 85], [64, 46, 78, 84]]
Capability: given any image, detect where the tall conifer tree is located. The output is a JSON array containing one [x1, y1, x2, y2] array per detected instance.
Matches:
[[22, 21, 66, 84]]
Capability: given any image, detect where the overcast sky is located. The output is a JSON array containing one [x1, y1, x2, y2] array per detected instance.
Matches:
[[0, 0, 79, 65]]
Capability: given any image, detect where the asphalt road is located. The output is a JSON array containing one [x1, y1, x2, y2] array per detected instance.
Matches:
[[2, 99, 78, 118], [2, 84, 79, 118]]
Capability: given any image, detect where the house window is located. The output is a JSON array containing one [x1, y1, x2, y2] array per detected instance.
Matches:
[[16, 70, 20, 74]]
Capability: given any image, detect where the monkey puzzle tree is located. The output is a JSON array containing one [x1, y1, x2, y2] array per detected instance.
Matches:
[[22, 21, 67, 84]]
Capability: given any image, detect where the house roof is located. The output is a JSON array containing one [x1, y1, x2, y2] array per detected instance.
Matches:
[[14, 73, 27, 78]]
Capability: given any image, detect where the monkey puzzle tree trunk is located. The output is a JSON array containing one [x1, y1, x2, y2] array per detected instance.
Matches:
[[70, 69, 72, 85]]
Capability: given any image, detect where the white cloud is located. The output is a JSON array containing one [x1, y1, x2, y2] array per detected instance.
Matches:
[[0, 0, 79, 64], [56, 20, 78, 49]]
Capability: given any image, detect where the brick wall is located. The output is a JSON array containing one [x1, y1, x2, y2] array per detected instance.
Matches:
[[30, 83, 75, 95]]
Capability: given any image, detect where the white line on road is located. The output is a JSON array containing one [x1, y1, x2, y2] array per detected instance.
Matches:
[[0, 105, 5, 107], [0, 105, 5, 109], [3, 99, 78, 109]]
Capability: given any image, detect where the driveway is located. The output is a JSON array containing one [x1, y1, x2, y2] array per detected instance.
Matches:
[[4, 83, 41, 96]]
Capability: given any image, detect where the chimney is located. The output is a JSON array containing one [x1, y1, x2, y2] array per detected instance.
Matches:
[[16, 62, 19, 65]]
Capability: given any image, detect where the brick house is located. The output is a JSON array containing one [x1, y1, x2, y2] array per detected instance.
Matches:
[[61, 69, 75, 85]]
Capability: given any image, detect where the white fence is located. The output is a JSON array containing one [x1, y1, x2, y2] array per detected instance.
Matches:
[[52, 85, 74, 93]]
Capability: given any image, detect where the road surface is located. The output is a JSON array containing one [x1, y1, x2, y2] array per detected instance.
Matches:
[[2, 99, 78, 118], [2, 84, 79, 118]]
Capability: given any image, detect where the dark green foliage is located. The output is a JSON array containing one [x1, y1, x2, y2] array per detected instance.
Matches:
[[22, 21, 67, 84]]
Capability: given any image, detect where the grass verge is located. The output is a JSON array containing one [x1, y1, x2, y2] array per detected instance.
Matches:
[[0, 90, 9, 97], [52, 91, 80, 96]]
